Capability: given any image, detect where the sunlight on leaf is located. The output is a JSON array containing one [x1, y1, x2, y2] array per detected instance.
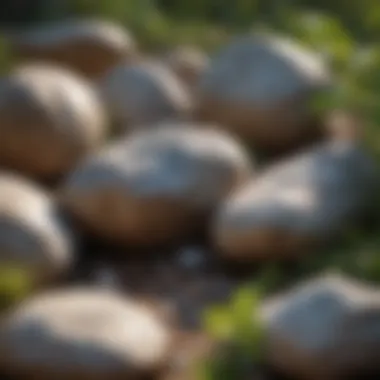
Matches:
[[231, 286, 260, 345], [0, 264, 34, 311], [284, 10, 353, 68], [203, 305, 234, 341]]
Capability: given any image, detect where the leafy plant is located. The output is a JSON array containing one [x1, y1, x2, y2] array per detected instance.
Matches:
[[0, 264, 34, 312], [199, 285, 266, 380]]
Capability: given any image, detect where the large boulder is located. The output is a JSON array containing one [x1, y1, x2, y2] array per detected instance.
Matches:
[[0, 288, 171, 379], [0, 172, 73, 283], [261, 274, 380, 379], [213, 140, 377, 260], [9, 18, 136, 79], [194, 33, 332, 154], [61, 122, 252, 246], [100, 61, 192, 130], [0, 63, 106, 181]]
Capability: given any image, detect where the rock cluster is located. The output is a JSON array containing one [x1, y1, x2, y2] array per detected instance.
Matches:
[[0, 18, 377, 380]]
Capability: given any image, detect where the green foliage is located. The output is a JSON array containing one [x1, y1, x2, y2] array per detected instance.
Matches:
[[204, 286, 263, 347], [280, 11, 354, 68], [0, 264, 34, 311], [199, 227, 380, 380], [200, 285, 265, 380]]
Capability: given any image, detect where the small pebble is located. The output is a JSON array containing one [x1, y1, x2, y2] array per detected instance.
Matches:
[[177, 246, 206, 270], [93, 266, 120, 288]]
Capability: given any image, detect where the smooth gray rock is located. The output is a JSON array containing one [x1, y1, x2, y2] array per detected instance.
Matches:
[[195, 33, 332, 152], [100, 61, 191, 129], [0, 172, 73, 282], [0, 63, 106, 179], [214, 140, 377, 259], [0, 288, 171, 379], [261, 274, 380, 379], [61, 122, 252, 246]]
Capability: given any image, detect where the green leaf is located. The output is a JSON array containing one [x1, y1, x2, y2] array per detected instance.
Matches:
[[203, 305, 233, 340], [230, 287, 259, 338], [283, 10, 353, 67], [0, 264, 34, 311]]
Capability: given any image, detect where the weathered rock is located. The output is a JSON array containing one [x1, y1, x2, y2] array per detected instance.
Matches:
[[194, 33, 332, 153], [0, 288, 171, 379], [0, 63, 106, 181], [0, 172, 73, 283], [261, 274, 380, 379], [214, 140, 377, 260], [100, 61, 192, 129], [61, 122, 252, 246], [163, 46, 209, 89], [10, 18, 136, 79]]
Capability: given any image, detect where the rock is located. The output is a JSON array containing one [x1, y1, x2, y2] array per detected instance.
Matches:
[[163, 45, 209, 89], [100, 61, 192, 129], [194, 33, 332, 154], [10, 18, 136, 79], [92, 265, 120, 289], [0, 172, 73, 283], [261, 274, 380, 379], [61, 122, 252, 246], [0, 288, 171, 379], [176, 246, 207, 271], [0, 63, 106, 181], [213, 140, 377, 260]]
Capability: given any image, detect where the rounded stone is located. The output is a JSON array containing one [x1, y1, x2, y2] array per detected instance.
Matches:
[[10, 18, 137, 79], [0, 172, 73, 282], [0, 288, 171, 379], [213, 140, 377, 260], [195, 33, 332, 153], [261, 274, 380, 379], [61, 122, 252, 246], [100, 61, 192, 129], [0, 63, 106, 180]]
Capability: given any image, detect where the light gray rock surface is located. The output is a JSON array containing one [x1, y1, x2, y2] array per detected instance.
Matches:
[[61, 122, 252, 246], [214, 140, 377, 259], [0, 63, 106, 180], [0, 287, 171, 379], [261, 274, 380, 379], [100, 61, 191, 129], [0, 172, 73, 282], [195, 33, 332, 152]]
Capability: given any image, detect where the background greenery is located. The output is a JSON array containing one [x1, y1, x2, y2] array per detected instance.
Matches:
[[2, 0, 380, 120], [1, 1, 380, 378]]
